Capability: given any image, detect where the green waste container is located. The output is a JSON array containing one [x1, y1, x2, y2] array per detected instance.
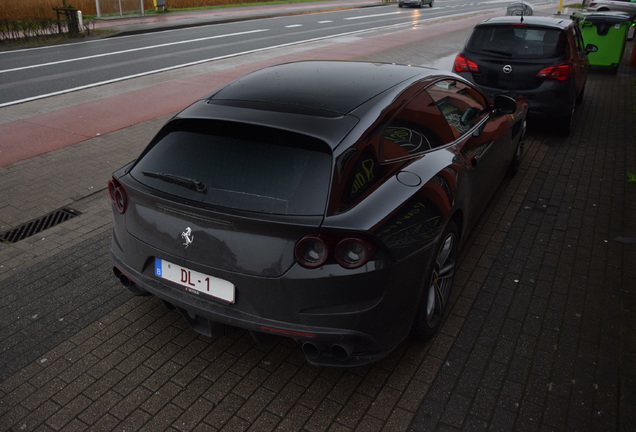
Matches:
[[570, 11, 632, 71]]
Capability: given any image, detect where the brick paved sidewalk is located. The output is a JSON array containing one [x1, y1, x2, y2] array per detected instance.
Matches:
[[0, 10, 634, 432], [408, 55, 636, 430]]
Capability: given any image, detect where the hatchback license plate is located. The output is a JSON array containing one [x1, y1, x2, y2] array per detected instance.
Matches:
[[155, 258, 235, 303]]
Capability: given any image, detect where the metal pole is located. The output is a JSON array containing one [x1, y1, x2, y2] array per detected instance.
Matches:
[[118, 0, 123, 17], [140, 0, 145, 16], [77, 10, 84, 33], [95, 0, 101, 18]]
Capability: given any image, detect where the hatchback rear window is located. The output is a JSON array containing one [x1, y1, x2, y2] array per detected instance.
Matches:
[[130, 120, 332, 215], [467, 25, 567, 58]]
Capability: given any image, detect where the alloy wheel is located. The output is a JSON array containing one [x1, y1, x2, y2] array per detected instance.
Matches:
[[426, 231, 457, 327]]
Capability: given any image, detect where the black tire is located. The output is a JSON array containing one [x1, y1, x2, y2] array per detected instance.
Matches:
[[508, 139, 524, 176], [411, 221, 459, 340], [508, 120, 526, 176], [429, 0, 434, 6], [556, 104, 574, 136], [576, 86, 585, 105]]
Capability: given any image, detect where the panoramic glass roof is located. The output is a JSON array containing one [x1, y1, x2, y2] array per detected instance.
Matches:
[[209, 61, 425, 114]]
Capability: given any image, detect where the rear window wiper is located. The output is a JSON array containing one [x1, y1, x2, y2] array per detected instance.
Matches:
[[142, 171, 207, 193]]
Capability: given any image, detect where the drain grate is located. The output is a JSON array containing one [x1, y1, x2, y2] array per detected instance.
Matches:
[[1, 208, 81, 244]]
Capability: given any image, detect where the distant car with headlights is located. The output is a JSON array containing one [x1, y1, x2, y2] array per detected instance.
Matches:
[[109, 61, 527, 366], [454, 16, 597, 135]]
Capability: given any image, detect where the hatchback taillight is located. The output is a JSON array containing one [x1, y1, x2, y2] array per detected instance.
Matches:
[[536, 62, 571, 81], [108, 178, 127, 214], [453, 53, 480, 73], [295, 234, 376, 269]]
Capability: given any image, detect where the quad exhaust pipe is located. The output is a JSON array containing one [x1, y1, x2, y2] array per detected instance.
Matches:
[[118, 273, 134, 288], [113, 266, 148, 296], [113, 266, 133, 287], [331, 344, 354, 362], [112, 266, 356, 362], [302, 341, 355, 362]]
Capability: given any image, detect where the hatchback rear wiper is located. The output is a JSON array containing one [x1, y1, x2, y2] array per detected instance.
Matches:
[[142, 171, 207, 193]]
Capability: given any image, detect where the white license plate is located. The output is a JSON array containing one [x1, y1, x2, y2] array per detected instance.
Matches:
[[155, 258, 235, 303]]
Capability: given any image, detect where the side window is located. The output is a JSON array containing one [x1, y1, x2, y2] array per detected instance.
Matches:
[[426, 80, 488, 139], [343, 148, 382, 203], [380, 89, 455, 162], [572, 26, 585, 53]]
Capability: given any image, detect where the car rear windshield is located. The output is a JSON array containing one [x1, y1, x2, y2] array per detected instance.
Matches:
[[467, 25, 567, 58], [130, 120, 332, 216]]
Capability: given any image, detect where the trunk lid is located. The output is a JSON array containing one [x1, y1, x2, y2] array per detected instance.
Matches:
[[123, 186, 322, 277], [120, 119, 335, 277]]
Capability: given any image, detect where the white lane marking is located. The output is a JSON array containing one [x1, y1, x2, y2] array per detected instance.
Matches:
[[318, 20, 334, 23], [345, 12, 402, 20], [0, 29, 268, 74], [0, 10, 498, 107], [286, 24, 303, 28]]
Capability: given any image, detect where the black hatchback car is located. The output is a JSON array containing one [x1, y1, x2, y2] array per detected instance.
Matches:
[[454, 16, 597, 135], [109, 61, 527, 366]]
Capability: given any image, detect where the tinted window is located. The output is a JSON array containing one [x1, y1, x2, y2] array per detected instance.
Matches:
[[467, 25, 567, 58], [342, 147, 383, 203], [427, 80, 488, 139], [572, 26, 585, 52], [130, 120, 332, 215], [381, 89, 455, 161]]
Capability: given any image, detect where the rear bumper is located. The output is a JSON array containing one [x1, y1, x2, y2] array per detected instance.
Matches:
[[110, 231, 431, 367], [488, 86, 575, 118], [458, 72, 577, 118]]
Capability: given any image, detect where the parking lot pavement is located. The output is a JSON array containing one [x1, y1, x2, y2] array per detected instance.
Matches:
[[1, 5, 635, 432], [408, 62, 636, 430]]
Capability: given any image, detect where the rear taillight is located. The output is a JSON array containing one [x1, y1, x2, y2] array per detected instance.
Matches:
[[295, 234, 377, 269], [295, 235, 329, 268], [335, 237, 375, 269], [536, 62, 571, 81], [108, 178, 127, 214], [453, 53, 480, 73]]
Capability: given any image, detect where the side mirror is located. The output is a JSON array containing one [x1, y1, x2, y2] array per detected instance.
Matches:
[[586, 43, 598, 53], [492, 95, 517, 114]]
